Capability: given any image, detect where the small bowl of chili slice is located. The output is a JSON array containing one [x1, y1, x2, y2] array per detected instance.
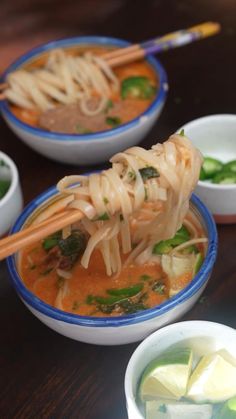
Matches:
[[178, 114, 236, 224], [0, 151, 23, 236]]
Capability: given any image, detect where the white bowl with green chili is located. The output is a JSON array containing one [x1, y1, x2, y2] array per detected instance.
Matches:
[[178, 114, 236, 224], [0, 151, 23, 236]]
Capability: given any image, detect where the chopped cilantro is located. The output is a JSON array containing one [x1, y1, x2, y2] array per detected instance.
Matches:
[[106, 116, 121, 127]]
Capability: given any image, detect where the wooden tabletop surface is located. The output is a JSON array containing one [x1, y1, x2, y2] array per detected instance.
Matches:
[[1, 1, 236, 418]]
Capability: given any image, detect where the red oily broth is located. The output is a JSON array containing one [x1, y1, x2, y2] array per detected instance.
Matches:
[[19, 208, 206, 317], [10, 45, 158, 130]]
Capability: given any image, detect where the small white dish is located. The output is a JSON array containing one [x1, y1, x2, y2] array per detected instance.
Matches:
[[178, 114, 236, 223], [125, 320, 236, 419], [0, 151, 23, 236]]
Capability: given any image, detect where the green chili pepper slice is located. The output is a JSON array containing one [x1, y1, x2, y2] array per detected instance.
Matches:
[[202, 157, 223, 179], [121, 76, 156, 100], [152, 225, 190, 254], [212, 170, 236, 184]]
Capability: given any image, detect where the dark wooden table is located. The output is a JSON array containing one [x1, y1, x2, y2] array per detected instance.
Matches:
[[0, 1, 236, 418]]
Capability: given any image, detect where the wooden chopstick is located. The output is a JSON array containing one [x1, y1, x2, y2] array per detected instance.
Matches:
[[106, 48, 145, 68], [0, 208, 83, 260], [101, 44, 140, 61], [0, 22, 220, 97]]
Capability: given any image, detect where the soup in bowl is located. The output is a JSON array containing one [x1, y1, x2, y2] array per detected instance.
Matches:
[[7, 190, 217, 345], [0, 36, 168, 165]]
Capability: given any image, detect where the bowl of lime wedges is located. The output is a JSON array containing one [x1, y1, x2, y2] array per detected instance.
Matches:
[[125, 320, 236, 419]]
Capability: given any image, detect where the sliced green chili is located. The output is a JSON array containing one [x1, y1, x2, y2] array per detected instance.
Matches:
[[121, 76, 156, 100]]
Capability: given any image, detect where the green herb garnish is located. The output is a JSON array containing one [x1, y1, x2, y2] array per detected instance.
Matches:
[[104, 99, 113, 113], [0, 180, 11, 199], [43, 231, 62, 251], [103, 197, 109, 204], [106, 116, 121, 127], [58, 231, 86, 257], [94, 212, 110, 221], [152, 281, 165, 294], [179, 129, 185, 136], [75, 124, 92, 134], [139, 166, 159, 181], [128, 170, 136, 180]]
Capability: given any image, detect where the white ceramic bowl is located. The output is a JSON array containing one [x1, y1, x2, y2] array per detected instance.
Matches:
[[178, 114, 236, 223], [7, 185, 217, 345], [125, 320, 236, 419], [0, 36, 168, 166], [0, 151, 23, 236]]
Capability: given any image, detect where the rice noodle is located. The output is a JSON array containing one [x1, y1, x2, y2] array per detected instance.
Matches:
[[51, 134, 203, 276], [5, 48, 119, 116]]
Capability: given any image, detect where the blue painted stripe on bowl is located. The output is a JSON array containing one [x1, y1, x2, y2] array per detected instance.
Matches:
[[7, 185, 218, 328], [0, 36, 168, 142]]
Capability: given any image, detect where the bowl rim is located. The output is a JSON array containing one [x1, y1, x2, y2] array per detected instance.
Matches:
[[0, 150, 19, 208], [7, 185, 217, 328], [124, 320, 236, 417], [0, 35, 168, 142], [179, 113, 236, 190]]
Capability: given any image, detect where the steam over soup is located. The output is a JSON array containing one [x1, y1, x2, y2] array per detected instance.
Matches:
[[19, 134, 206, 317], [5, 46, 158, 134]]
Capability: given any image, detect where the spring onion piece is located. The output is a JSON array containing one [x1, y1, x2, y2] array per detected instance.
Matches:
[[121, 76, 156, 100]]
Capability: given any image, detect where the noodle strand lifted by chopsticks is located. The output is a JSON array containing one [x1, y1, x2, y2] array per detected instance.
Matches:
[[4, 49, 119, 115], [43, 133, 201, 276]]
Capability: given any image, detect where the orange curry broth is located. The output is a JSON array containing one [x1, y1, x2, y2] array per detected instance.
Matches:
[[20, 245, 169, 317], [10, 46, 158, 128]]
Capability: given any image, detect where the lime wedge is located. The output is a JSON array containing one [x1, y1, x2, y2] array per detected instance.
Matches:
[[217, 397, 236, 418], [187, 352, 236, 403], [139, 348, 193, 401], [146, 400, 212, 419]]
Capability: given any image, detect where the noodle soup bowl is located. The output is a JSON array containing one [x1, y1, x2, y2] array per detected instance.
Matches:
[[7, 188, 217, 345], [0, 36, 168, 166], [178, 114, 236, 224]]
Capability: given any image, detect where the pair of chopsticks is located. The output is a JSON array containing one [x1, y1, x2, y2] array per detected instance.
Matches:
[[0, 21, 220, 98], [0, 208, 83, 260], [103, 21, 220, 67]]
